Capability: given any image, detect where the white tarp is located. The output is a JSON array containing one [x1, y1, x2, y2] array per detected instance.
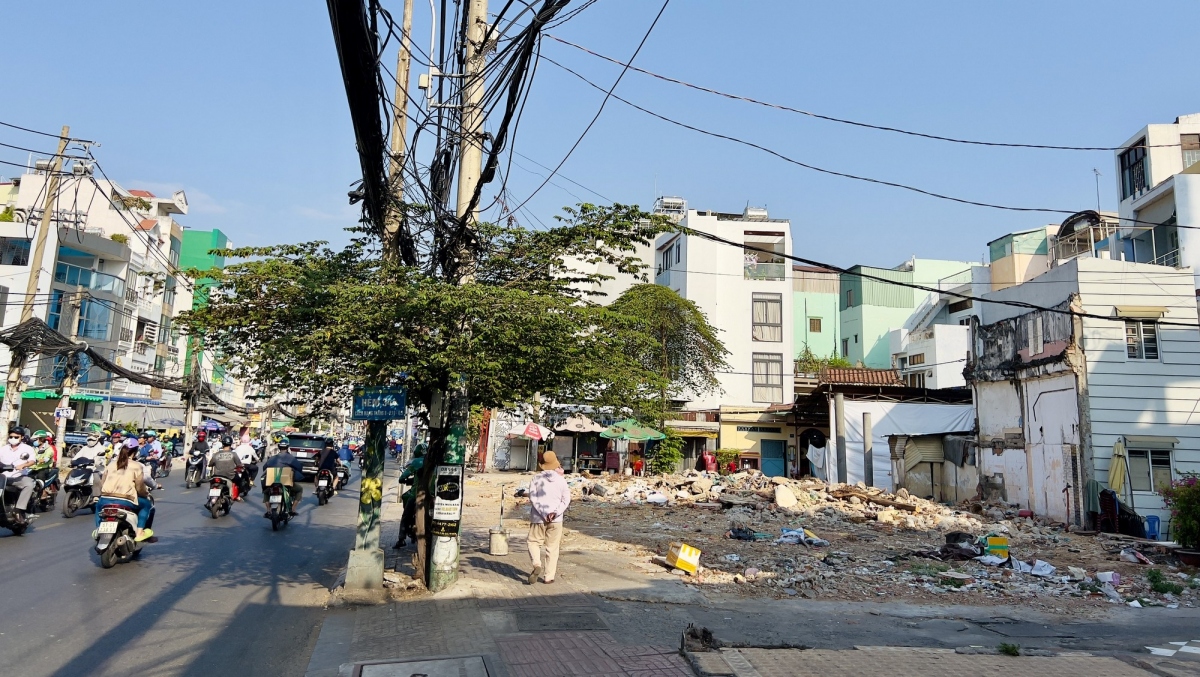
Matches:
[[828, 399, 974, 490]]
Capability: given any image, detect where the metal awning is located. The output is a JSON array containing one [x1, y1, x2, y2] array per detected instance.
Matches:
[[1123, 435, 1178, 449], [1115, 306, 1167, 319]]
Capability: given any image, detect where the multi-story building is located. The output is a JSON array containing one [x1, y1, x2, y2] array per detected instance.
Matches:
[[1113, 113, 1200, 287], [839, 258, 974, 368], [792, 265, 839, 361], [178, 228, 248, 415]]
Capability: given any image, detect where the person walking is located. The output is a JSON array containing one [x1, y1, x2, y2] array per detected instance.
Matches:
[[526, 451, 569, 585]]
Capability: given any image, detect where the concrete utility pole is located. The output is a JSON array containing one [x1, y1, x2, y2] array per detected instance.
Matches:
[[427, 0, 487, 593], [53, 287, 85, 462], [3, 126, 71, 430]]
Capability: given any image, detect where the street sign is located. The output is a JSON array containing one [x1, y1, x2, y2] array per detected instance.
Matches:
[[351, 386, 407, 421], [55, 407, 74, 420]]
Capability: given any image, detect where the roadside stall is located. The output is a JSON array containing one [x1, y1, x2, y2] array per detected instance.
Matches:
[[504, 422, 553, 471], [599, 419, 665, 474], [554, 414, 605, 474]]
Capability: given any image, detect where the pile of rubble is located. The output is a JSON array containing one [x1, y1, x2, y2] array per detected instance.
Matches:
[[563, 470, 1199, 613]]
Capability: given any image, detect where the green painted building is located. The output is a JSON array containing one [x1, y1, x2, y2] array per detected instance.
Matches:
[[839, 258, 974, 368], [180, 229, 230, 378], [792, 265, 840, 360]]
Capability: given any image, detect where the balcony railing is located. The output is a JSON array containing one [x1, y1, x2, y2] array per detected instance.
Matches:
[[1152, 249, 1182, 269], [54, 262, 125, 296], [744, 262, 786, 281]]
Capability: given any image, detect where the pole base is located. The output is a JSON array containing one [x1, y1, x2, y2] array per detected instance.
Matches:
[[428, 535, 460, 592], [344, 547, 385, 589]]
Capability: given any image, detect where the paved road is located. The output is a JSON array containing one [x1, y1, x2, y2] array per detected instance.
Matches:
[[0, 465, 359, 677]]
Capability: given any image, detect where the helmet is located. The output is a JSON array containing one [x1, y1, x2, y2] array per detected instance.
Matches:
[[196, 431, 207, 441], [123, 438, 139, 450], [145, 430, 158, 438], [413, 443, 427, 458], [277, 437, 290, 450], [220, 435, 234, 447], [33, 429, 50, 440]]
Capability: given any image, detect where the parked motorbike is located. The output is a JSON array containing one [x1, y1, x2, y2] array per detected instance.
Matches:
[[334, 464, 350, 491], [206, 476, 234, 519], [0, 465, 33, 535], [62, 457, 99, 518], [184, 450, 205, 489], [94, 495, 154, 568], [29, 468, 59, 513], [264, 480, 293, 531], [315, 469, 335, 506]]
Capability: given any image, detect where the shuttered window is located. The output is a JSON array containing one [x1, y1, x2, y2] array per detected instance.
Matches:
[[1125, 320, 1158, 360]]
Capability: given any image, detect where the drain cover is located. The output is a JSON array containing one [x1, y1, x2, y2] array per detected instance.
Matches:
[[360, 656, 489, 677], [515, 608, 608, 632]]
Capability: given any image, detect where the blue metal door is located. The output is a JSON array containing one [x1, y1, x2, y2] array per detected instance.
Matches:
[[760, 440, 786, 477]]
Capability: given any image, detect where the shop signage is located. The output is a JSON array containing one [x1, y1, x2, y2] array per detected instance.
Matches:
[[736, 425, 781, 433]]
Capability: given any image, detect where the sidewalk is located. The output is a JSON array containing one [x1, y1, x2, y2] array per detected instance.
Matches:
[[306, 470, 1200, 677]]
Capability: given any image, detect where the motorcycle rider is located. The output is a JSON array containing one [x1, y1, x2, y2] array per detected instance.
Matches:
[[261, 437, 305, 517], [31, 430, 58, 474], [392, 443, 426, 549], [0, 429, 37, 523], [75, 433, 107, 467], [208, 435, 244, 501], [96, 439, 155, 542], [190, 430, 211, 478], [315, 439, 341, 495], [105, 431, 125, 464]]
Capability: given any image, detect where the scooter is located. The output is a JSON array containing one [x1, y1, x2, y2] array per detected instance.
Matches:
[[184, 450, 205, 489], [156, 452, 172, 478], [206, 476, 234, 519], [0, 465, 34, 535], [62, 457, 99, 518], [264, 480, 293, 531], [334, 463, 350, 491], [29, 467, 59, 513], [94, 495, 154, 569], [315, 468, 335, 506]]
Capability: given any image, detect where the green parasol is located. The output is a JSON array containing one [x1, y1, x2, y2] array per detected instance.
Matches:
[[599, 418, 665, 441]]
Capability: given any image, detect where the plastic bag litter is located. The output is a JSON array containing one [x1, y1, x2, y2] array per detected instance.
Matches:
[[726, 527, 772, 541], [722, 554, 741, 562], [646, 492, 669, 505], [973, 555, 1008, 566], [1010, 559, 1056, 577], [776, 527, 830, 547], [1119, 548, 1151, 564]]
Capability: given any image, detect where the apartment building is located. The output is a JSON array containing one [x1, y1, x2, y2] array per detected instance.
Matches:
[[792, 265, 839, 360], [1113, 113, 1200, 287]]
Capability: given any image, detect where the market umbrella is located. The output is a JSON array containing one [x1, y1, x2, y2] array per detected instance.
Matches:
[[200, 419, 224, 431], [554, 415, 604, 433], [1108, 439, 1128, 501], [506, 422, 552, 441], [154, 418, 187, 427], [600, 418, 665, 441]]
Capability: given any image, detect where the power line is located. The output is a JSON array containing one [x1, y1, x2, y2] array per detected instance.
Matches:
[[544, 34, 1182, 153], [507, 0, 671, 215], [540, 54, 1199, 231], [692, 228, 1200, 329], [0, 120, 94, 145]]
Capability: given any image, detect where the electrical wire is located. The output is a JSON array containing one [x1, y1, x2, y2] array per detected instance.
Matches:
[[544, 34, 1183, 152], [506, 0, 671, 215], [0, 120, 94, 145]]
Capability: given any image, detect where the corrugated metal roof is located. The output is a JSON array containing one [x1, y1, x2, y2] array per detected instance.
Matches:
[[819, 367, 904, 386]]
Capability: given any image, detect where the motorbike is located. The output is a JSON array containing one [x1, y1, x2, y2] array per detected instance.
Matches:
[[94, 495, 154, 569], [206, 476, 234, 519], [29, 467, 59, 513], [156, 452, 172, 478], [235, 465, 255, 500], [264, 480, 293, 531], [62, 457, 99, 518], [334, 463, 350, 491], [0, 465, 34, 535], [184, 450, 205, 489], [315, 468, 335, 506]]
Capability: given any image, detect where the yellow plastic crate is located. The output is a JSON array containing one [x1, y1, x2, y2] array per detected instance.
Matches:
[[986, 536, 1009, 558], [665, 541, 701, 574]]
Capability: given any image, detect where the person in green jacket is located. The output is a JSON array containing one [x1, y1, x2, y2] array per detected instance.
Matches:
[[392, 444, 426, 549]]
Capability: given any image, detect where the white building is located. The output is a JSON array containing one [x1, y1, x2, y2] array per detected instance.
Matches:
[[654, 202, 793, 409], [1113, 113, 1200, 288], [889, 324, 971, 389], [967, 257, 1200, 536]]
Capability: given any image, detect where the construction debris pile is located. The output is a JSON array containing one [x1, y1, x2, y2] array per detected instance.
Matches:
[[563, 470, 1199, 613]]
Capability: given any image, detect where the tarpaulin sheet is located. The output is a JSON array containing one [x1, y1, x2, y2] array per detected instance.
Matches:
[[830, 400, 974, 490]]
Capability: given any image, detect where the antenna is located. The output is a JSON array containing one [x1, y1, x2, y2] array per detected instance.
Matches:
[[1093, 168, 1102, 212]]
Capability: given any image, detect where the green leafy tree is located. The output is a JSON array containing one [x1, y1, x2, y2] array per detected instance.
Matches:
[[649, 430, 684, 474], [795, 344, 851, 373], [608, 284, 729, 426]]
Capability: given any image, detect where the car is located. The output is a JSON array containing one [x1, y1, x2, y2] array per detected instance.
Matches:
[[287, 433, 332, 479]]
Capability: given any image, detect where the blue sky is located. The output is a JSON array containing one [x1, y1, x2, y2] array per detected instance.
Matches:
[[2, 1, 1196, 269]]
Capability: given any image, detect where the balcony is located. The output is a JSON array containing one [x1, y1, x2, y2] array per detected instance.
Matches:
[[1152, 249, 1182, 269], [54, 263, 125, 296], [743, 262, 786, 281]]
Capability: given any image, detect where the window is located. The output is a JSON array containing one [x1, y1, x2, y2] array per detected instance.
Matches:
[[76, 299, 112, 341], [1183, 134, 1200, 172], [906, 372, 925, 388], [751, 293, 782, 342], [752, 352, 784, 403], [1119, 139, 1147, 200], [808, 317, 822, 333], [1125, 320, 1159, 360], [846, 289, 855, 307], [1127, 449, 1173, 492], [46, 290, 65, 332], [908, 353, 925, 366], [0, 237, 31, 266], [948, 298, 973, 314], [0, 286, 7, 326], [841, 338, 849, 357]]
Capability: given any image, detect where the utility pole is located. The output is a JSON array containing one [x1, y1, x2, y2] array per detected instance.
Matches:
[[426, 0, 487, 593], [53, 287, 85, 465], [834, 392, 847, 485], [3, 126, 71, 430], [862, 411, 873, 488]]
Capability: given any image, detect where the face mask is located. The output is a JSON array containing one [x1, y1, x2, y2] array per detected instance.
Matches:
[[8, 438, 20, 446]]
